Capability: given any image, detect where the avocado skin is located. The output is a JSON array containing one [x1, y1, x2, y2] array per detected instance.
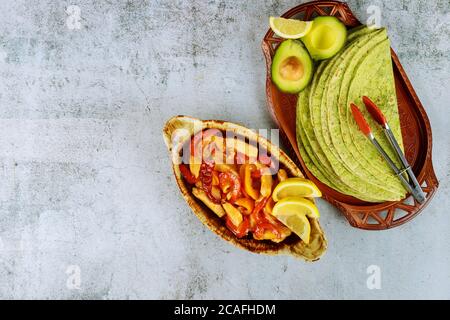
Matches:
[[301, 16, 347, 60], [271, 40, 313, 94]]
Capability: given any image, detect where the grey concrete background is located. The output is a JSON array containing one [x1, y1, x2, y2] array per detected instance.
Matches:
[[0, 0, 448, 299]]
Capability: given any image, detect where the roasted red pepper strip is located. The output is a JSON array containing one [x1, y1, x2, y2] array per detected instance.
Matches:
[[251, 169, 262, 179], [226, 215, 250, 238], [179, 164, 198, 184], [252, 197, 269, 218], [218, 172, 241, 203], [191, 129, 222, 163], [250, 197, 282, 239], [243, 164, 260, 200], [199, 161, 221, 204], [253, 222, 281, 240], [190, 131, 203, 155]]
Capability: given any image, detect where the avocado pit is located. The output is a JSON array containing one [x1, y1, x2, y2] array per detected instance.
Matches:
[[279, 56, 304, 81]]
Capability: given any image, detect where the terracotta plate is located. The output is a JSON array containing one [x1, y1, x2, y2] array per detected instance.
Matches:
[[262, 0, 439, 230]]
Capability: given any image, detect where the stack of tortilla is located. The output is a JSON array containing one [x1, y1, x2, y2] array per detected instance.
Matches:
[[296, 26, 407, 202]]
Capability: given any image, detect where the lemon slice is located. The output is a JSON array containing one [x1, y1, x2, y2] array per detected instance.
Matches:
[[272, 197, 320, 244], [269, 17, 313, 39], [272, 197, 320, 219], [272, 178, 322, 201]]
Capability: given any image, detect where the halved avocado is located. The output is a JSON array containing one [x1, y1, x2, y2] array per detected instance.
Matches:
[[301, 16, 347, 60], [271, 40, 313, 94]]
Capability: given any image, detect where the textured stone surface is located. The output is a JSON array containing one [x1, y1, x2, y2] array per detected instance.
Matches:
[[0, 0, 448, 299]]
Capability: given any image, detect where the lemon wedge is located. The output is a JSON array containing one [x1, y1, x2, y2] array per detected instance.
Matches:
[[272, 178, 322, 201], [269, 17, 313, 39], [272, 197, 320, 219], [272, 197, 320, 244]]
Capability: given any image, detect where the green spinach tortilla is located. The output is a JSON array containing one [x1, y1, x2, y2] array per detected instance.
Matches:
[[296, 26, 407, 202]]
